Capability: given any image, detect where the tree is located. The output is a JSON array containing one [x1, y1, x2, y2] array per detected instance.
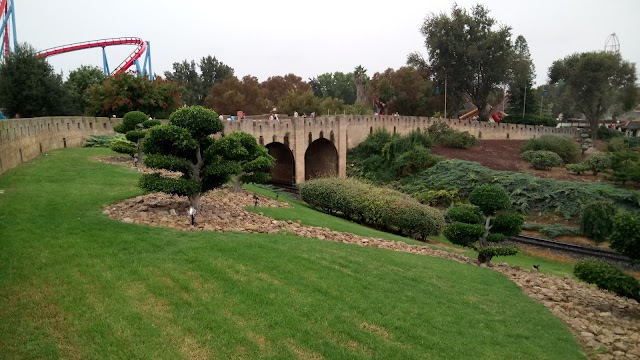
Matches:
[[140, 106, 273, 213], [213, 132, 275, 192], [0, 43, 67, 117], [443, 185, 522, 263], [277, 90, 321, 115], [164, 60, 202, 105], [549, 51, 638, 139], [64, 65, 106, 115], [508, 35, 537, 117], [113, 110, 160, 162], [85, 73, 182, 118], [353, 65, 369, 106], [368, 67, 433, 116], [262, 74, 311, 108], [199, 55, 234, 97], [309, 72, 356, 104], [418, 4, 514, 120], [609, 211, 640, 260], [205, 75, 270, 115]]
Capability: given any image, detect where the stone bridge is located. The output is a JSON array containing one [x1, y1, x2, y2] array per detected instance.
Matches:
[[223, 115, 578, 184], [0, 115, 578, 180]]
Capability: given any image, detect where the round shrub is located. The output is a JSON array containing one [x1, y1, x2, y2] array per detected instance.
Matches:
[[440, 131, 476, 149], [169, 106, 223, 140], [579, 201, 615, 243], [486, 233, 507, 243], [520, 135, 580, 163], [121, 110, 149, 129], [490, 212, 524, 237], [529, 150, 563, 170], [445, 204, 484, 224], [609, 211, 640, 261], [522, 150, 537, 163], [443, 222, 485, 247], [110, 139, 136, 157], [469, 185, 511, 215], [574, 259, 640, 301], [583, 153, 611, 175]]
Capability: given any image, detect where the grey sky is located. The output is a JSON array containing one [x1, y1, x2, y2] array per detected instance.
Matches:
[[17, 0, 640, 86]]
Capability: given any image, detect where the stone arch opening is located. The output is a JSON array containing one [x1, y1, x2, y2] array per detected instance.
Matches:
[[259, 136, 264, 145], [266, 142, 295, 185], [305, 138, 338, 180], [369, 126, 373, 134], [330, 130, 335, 143]]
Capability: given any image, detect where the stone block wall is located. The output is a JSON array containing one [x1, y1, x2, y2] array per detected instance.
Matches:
[[0, 117, 121, 175]]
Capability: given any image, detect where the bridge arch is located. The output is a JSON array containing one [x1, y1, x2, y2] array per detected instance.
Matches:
[[305, 138, 338, 180], [266, 142, 295, 185]]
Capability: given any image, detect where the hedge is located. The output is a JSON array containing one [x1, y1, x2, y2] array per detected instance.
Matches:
[[299, 178, 445, 240], [574, 259, 640, 301]]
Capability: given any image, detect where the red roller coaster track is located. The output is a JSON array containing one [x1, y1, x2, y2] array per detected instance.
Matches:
[[36, 37, 147, 75]]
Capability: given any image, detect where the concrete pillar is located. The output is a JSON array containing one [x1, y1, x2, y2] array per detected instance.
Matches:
[[336, 115, 347, 177], [292, 117, 306, 183]]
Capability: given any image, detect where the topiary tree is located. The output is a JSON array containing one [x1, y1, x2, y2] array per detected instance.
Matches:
[[113, 110, 161, 163], [211, 132, 275, 192], [444, 185, 522, 264], [524, 150, 563, 170], [140, 106, 271, 212], [579, 201, 615, 243], [609, 211, 640, 261]]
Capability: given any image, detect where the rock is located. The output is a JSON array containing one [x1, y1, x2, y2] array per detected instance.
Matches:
[[123, 217, 134, 224], [587, 340, 603, 349], [169, 209, 177, 216], [317, 235, 326, 240], [102, 210, 111, 216], [614, 328, 626, 336], [613, 342, 629, 352]]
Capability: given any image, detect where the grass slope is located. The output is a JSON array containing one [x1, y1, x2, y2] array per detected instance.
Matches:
[[0, 148, 585, 359]]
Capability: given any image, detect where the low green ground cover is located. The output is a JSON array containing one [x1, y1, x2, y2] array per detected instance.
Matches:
[[0, 148, 585, 359]]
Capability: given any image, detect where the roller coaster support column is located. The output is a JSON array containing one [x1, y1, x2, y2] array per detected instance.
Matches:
[[142, 41, 152, 81], [0, 0, 18, 62], [102, 47, 110, 76]]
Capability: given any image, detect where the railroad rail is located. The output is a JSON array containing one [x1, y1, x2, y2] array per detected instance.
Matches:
[[510, 235, 632, 263]]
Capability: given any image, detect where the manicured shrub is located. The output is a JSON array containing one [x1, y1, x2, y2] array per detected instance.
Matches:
[[528, 150, 563, 170], [416, 189, 459, 207], [490, 212, 524, 237], [439, 131, 476, 149], [445, 204, 484, 224], [443, 222, 485, 247], [566, 163, 588, 175], [574, 259, 640, 301], [521, 135, 580, 163], [299, 178, 445, 240], [478, 246, 519, 258], [609, 211, 640, 261], [486, 233, 508, 243], [468, 185, 511, 216], [583, 153, 611, 175], [84, 135, 115, 148], [597, 126, 622, 141], [580, 202, 615, 243], [110, 135, 137, 157], [392, 145, 441, 176], [522, 150, 537, 163]]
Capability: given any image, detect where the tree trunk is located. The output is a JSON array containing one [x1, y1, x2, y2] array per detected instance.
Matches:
[[589, 118, 598, 140], [189, 193, 202, 210], [137, 138, 144, 164], [233, 176, 243, 193], [477, 252, 493, 264]]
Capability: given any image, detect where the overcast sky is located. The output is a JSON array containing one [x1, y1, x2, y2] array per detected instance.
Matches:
[[16, 0, 640, 86]]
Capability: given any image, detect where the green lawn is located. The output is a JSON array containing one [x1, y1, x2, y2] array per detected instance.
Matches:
[[0, 148, 585, 359]]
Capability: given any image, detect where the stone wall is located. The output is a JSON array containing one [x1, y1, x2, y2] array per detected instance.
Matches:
[[0, 117, 121, 175]]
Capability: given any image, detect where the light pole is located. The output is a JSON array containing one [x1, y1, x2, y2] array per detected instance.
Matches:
[[444, 77, 447, 119], [522, 85, 527, 118]]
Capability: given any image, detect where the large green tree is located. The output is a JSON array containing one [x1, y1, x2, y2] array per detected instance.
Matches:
[[353, 65, 369, 106], [0, 43, 67, 118], [368, 67, 433, 116], [418, 4, 514, 120], [140, 106, 273, 211], [205, 75, 270, 115], [309, 72, 356, 105], [64, 65, 106, 115], [85, 72, 182, 118], [164, 56, 234, 106], [549, 51, 637, 139], [507, 35, 537, 117]]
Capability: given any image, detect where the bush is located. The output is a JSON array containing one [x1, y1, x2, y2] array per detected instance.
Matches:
[[609, 211, 640, 260], [469, 185, 511, 215], [84, 135, 115, 148], [574, 259, 640, 301], [583, 153, 611, 175], [521, 135, 580, 163], [445, 204, 484, 224], [478, 246, 519, 258], [392, 145, 441, 177], [439, 131, 476, 149], [490, 212, 524, 237], [528, 150, 563, 170], [486, 233, 508, 243], [110, 139, 136, 157], [416, 189, 459, 207], [566, 163, 588, 175], [597, 126, 622, 141], [299, 178, 445, 240], [522, 150, 537, 163], [443, 222, 485, 247], [580, 202, 615, 243]]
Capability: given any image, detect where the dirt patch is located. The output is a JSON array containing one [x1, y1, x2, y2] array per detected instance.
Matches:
[[286, 339, 324, 360], [360, 323, 391, 340]]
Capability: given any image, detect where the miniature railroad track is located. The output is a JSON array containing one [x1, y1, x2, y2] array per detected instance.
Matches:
[[510, 235, 632, 263], [266, 181, 300, 198]]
